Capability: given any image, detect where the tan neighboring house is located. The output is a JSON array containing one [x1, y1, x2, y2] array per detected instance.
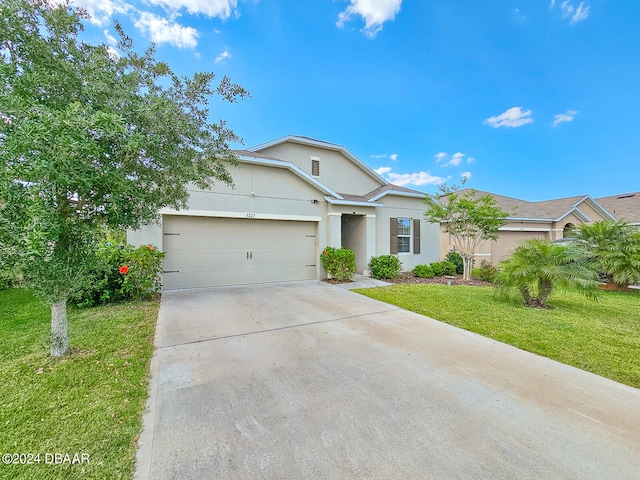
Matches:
[[439, 189, 617, 265], [128, 136, 440, 290]]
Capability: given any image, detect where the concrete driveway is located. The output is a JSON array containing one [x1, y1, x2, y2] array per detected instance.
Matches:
[[135, 281, 640, 480]]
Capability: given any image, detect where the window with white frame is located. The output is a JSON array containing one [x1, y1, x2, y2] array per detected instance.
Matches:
[[397, 217, 411, 253]]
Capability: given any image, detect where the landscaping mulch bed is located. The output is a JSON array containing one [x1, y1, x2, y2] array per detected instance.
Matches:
[[323, 273, 493, 287], [388, 272, 493, 287]]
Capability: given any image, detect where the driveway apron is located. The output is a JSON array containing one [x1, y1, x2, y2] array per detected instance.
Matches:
[[135, 281, 640, 480]]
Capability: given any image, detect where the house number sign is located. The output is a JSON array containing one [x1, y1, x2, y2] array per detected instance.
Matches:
[[246, 213, 256, 218]]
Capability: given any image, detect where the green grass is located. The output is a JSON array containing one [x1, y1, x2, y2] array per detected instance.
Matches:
[[0, 289, 158, 480], [354, 284, 640, 388]]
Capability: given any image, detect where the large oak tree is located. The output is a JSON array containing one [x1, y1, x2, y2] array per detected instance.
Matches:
[[0, 0, 249, 355]]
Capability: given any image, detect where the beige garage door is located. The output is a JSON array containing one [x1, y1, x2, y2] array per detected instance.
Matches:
[[162, 215, 317, 290]]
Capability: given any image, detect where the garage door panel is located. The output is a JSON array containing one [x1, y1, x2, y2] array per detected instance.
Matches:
[[162, 216, 317, 290]]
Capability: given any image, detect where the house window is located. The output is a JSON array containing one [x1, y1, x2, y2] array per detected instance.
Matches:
[[390, 217, 421, 254], [397, 218, 411, 253], [311, 158, 320, 176]]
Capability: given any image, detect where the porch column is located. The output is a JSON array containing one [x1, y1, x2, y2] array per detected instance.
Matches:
[[364, 214, 376, 276], [327, 212, 342, 248]]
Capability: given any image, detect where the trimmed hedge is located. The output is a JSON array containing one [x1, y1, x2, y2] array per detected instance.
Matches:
[[369, 255, 402, 279]]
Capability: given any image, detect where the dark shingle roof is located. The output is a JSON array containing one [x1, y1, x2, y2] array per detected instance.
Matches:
[[449, 189, 603, 221], [596, 192, 640, 223]]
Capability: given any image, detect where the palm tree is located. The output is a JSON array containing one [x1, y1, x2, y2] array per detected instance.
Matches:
[[572, 221, 640, 289], [495, 239, 600, 308]]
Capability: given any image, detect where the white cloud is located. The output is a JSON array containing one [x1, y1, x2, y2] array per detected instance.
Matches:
[[557, 1, 590, 24], [376, 167, 447, 187], [448, 152, 465, 167], [434, 152, 447, 162], [483, 106, 534, 128], [104, 29, 118, 45], [549, 0, 556, 8], [52, 0, 131, 26], [435, 152, 475, 167], [134, 11, 199, 48], [144, 0, 238, 19], [371, 153, 398, 160], [461, 171, 472, 180], [215, 48, 231, 63], [337, 0, 402, 38], [552, 109, 578, 127]]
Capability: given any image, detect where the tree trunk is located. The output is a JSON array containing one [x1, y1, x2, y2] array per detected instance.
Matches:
[[537, 279, 553, 307], [462, 256, 473, 281], [50, 299, 68, 357]]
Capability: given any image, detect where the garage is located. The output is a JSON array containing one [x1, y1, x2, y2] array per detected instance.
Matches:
[[162, 215, 318, 290]]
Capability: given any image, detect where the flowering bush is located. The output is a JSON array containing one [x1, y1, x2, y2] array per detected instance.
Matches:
[[320, 246, 356, 281], [70, 243, 165, 307]]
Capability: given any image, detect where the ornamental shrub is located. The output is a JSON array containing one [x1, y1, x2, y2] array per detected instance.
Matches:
[[430, 261, 457, 276], [369, 255, 402, 279], [320, 246, 356, 281], [70, 243, 165, 307], [445, 252, 464, 275], [471, 260, 498, 283], [412, 264, 435, 278]]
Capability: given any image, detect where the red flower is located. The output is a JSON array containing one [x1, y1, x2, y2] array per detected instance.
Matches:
[[119, 265, 130, 274], [146, 245, 153, 250], [323, 251, 328, 256]]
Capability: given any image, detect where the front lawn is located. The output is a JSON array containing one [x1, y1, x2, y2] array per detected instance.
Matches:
[[0, 289, 158, 480], [354, 284, 640, 388]]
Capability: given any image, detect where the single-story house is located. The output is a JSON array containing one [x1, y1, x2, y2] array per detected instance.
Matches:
[[439, 189, 617, 265], [128, 136, 439, 290]]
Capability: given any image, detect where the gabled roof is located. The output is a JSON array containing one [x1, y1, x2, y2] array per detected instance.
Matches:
[[323, 184, 425, 207], [247, 135, 388, 186], [596, 192, 640, 224], [234, 150, 343, 199], [450, 189, 615, 222]]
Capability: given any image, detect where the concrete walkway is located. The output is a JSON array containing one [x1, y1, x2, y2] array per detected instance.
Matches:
[[135, 281, 640, 480]]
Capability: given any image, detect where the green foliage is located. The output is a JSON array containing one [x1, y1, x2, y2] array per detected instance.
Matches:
[[471, 261, 498, 283], [321, 247, 356, 281], [0, 0, 247, 354], [445, 251, 464, 274], [412, 264, 435, 278], [369, 255, 402, 279], [70, 243, 165, 307], [429, 261, 457, 276], [424, 179, 509, 280], [495, 239, 600, 308], [0, 288, 157, 479], [573, 221, 640, 287]]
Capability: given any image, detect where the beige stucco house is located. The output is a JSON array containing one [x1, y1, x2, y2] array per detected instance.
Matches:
[[439, 190, 617, 265], [128, 136, 439, 290]]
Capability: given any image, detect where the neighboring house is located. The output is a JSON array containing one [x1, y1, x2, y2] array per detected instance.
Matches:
[[439, 189, 616, 265], [595, 192, 640, 226], [128, 136, 439, 290]]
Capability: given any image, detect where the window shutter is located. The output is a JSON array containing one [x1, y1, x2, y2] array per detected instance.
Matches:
[[390, 218, 398, 254], [413, 219, 421, 254]]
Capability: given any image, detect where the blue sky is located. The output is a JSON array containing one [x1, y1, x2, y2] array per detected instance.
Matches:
[[71, 0, 639, 201]]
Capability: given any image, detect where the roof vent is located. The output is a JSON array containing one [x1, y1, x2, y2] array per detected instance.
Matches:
[[616, 194, 635, 199]]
